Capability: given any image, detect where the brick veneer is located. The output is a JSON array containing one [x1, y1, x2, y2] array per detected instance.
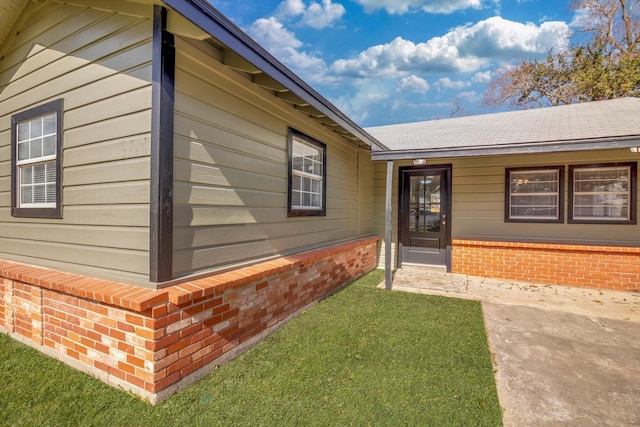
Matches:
[[0, 236, 379, 403], [452, 239, 640, 291]]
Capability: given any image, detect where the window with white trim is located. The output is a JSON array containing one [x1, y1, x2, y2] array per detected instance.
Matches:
[[569, 163, 637, 224], [11, 99, 63, 218], [288, 129, 326, 216], [505, 167, 564, 222]]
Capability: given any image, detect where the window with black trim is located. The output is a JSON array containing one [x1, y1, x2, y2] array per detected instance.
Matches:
[[569, 163, 637, 224], [288, 128, 326, 217], [11, 99, 63, 218], [505, 166, 564, 222]]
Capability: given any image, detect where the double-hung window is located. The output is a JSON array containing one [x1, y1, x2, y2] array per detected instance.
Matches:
[[569, 163, 637, 224], [11, 99, 63, 218], [288, 128, 326, 217], [505, 167, 564, 222]]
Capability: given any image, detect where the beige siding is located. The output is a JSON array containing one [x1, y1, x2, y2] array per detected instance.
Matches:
[[373, 149, 640, 268], [0, 1, 153, 281], [172, 36, 373, 277], [451, 150, 639, 243], [357, 147, 374, 236]]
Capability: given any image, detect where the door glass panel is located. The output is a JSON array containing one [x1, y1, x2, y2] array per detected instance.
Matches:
[[408, 175, 441, 233]]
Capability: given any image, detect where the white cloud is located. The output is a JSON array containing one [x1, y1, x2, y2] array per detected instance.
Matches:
[[457, 90, 482, 102], [248, 2, 345, 81], [398, 75, 430, 93], [276, 0, 306, 17], [408, 101, 451, 108], [302, 0, 346, 28], [433, 73, 490, 91], [276, 0, 345, 29], [247, 17, 331, 83], [471, 71, 491, 83], [353, 0, 484, 14], [435, 77, 468, 89], [330, 35, 482, 77], [455, 17, 571, 59], [330, 17, 570, 78], [249, 17, 303, 50], [569, 5, 600, 30], [332, 90, 389, 123]]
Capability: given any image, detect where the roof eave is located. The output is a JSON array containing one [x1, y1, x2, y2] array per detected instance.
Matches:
[[161, 0, 388, 151], [0, 0, 30, 57], [370, 135, 640, 161]]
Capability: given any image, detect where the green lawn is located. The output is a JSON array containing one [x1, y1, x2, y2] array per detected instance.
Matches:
[[0, 270, 502, 426]]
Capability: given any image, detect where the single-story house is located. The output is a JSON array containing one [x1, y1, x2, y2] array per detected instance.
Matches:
[[0, 0, 638, 403], [367, 98, 639, 291], [0, 0, 382, 403]]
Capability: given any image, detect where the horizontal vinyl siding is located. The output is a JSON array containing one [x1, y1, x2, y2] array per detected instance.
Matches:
[[451, 149, 639, 244], [358, 148, 374, 236], [373, 148, 640, 268], [172, 36, 371, 277], [0, 1, 153, 281]]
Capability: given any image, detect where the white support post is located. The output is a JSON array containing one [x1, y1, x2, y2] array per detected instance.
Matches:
[[384, 159, 394, 289]]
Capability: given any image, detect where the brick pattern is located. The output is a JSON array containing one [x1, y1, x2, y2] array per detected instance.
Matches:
[[43, 289, 157, 392], [0, 237, 379, 403], [452, 239, 640, 291], [0, 277, 5, 326]]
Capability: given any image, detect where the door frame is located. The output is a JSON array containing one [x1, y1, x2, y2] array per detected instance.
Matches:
[[398, 164, 453, 271]]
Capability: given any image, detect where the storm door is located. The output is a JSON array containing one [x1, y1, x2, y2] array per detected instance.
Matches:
[[399, 166, 451, 268]]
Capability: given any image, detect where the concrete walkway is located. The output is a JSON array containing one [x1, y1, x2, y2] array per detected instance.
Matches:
[[384, 266, 640, 426]]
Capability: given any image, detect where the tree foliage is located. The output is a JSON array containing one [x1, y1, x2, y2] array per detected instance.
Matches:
[[484, 0, 640, 108]]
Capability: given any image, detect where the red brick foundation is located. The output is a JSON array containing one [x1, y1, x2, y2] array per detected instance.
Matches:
[[452, 239, 640, 291], [0, 236, 379, 403]]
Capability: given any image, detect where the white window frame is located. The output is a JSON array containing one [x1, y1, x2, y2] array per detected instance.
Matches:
[[569, 163, 637, 224], [16, 114, 58, 208], [505, 166, 564, 223], [288, 128, 326, 217], [11, 99, 63, 218]]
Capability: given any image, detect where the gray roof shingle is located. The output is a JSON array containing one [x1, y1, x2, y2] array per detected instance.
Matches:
[[366, 98, 640, 156]]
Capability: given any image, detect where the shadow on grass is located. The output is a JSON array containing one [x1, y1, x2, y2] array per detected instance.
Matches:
[[0, 269, 502, 426]]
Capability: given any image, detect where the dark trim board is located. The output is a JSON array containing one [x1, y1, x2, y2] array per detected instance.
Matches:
[[287, 128, 327, 217], [568, 162, 637, 225], [150, 5, 176, 283], [11, 98, 64, 219], [504, 165, 565, 224]]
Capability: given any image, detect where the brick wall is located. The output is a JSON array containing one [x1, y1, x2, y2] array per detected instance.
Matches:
[[0, 237, 379, 403], [452, 239, 640, 291], [0, 276, 4, 326]]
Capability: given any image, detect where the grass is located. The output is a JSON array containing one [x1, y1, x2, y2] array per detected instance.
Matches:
[[0, 270, 502, 426]]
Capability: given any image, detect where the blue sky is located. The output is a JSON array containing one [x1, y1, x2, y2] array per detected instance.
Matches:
[[208, 0, 580, 127]]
